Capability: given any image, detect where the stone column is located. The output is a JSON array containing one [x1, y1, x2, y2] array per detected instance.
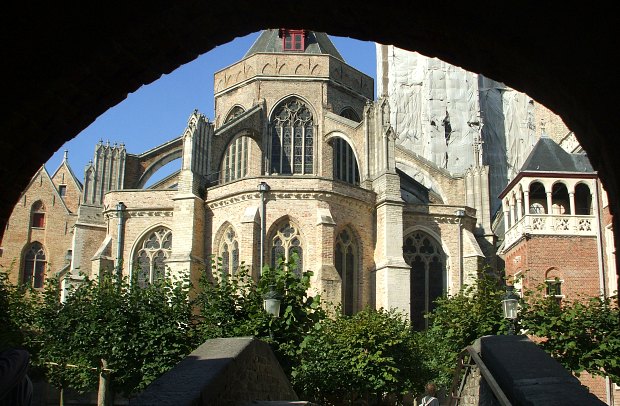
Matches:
[[569, 191, 576, 215], [373, 172, 410, 317], [546, 191, 553, 214], [312, 207, 340, 313]]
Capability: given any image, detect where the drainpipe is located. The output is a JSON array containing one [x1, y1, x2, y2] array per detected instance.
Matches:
[[258, 182, 270, 274], [116, 202, 126, 278]]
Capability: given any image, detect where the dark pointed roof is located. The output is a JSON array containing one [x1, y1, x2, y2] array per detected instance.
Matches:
[[244, 29, 344, 61], [520, 135, 594, 173]]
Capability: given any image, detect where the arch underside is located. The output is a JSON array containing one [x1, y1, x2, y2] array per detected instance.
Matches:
[[2, 4, 618, 285]]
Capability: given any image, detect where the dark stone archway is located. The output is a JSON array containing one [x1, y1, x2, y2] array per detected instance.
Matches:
[[3, 3, 618, 282]]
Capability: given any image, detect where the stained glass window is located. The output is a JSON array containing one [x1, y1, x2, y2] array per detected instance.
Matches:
[[270, 221, 303, 274], [333, 137, 360, 185], [22, 242, 46, 288], [403, 231, 445, 330], [134, 227, 172, 288], [219, 226, 240, 276], [335, 228, 358, 315], [270, 99, 314, 175], [221, 136, 250, 183]]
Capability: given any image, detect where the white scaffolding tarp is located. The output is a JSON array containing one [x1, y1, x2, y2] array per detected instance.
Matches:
[[377, 45, 537, 213]]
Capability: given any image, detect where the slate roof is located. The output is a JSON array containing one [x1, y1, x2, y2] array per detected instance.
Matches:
[[244, 29, 344, 61], [520, 135, 594, 173]]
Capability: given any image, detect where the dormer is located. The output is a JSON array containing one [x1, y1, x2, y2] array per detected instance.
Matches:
[[279, 29, 307, 52]]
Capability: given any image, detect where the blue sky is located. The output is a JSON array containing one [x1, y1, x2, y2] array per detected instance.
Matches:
[[45, 31, 378, 184]]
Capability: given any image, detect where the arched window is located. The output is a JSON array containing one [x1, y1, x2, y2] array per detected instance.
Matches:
[[270, 98, 314, 175], [224, 106, 245, 124], [551, 183, 569, 214], [575, 183, 592, 215], [403, 231, 445, 330], [339, 107, 361, 122], [221, 136, 250, 183], [335, 228, 358, 315], [528, 182, 547, 214], [31, 200, 46, 229], [23, 242, 46, 288], [332, 137, 360, 185], [134, 227, 172, 287], [270, 221, 303, 274], [218, 225, 240, 276]]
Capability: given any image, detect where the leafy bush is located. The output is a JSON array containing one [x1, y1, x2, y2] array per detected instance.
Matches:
[[419, 271, 507, 387], [34, 271, 196, 396], [292, 307, 426, 405], [520, 289, 620, 383], [193, 256, 325, 374]]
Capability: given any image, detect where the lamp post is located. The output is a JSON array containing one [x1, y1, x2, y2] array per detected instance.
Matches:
[[258, 182, 270, 274], [454, 209, 465, 287], [502, 285, 519, 335]]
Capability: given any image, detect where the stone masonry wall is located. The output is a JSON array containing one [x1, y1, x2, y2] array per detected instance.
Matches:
[[1, 168, 76, 285]]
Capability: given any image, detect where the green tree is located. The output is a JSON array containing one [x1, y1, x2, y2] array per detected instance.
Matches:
[[0, 270, 40, 352], [193, 256, 325, 375], [291, 307, 426, 405], [34, 271, 196, 397], [419, 272, 507, 388], [520, 290, 620, 383]]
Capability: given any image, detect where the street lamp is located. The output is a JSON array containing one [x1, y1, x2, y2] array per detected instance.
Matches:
[[263, 287, 281, 318], [502, 285, 519, 335], [258, 182, 270, 274]]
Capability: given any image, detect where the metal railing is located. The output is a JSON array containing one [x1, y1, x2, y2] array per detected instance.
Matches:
[[449, 346, 512, 406]]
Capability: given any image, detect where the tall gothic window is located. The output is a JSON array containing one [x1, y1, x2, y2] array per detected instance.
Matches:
[[219, 225, 240, 277], [270, 221, 303, 274], [335, 228, 358, 315], [333, 137, 360, 185], [403, 231, 445, 330], [134, 227, 172, 288], [221, 136, 250, 183], [31, 200, 46, 229], [270, 98, 314, 175], [23, 242, 46, 288]]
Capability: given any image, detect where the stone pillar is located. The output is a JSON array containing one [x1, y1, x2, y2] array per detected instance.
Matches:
[[312, 207, 340, 313], [373, 172, 410, 316], [167, 193, 206, 285], [523, 191, 531, 230], [569, 191, 576, 215], [240, 205, 260, 278], [546, 191, 553, 214], [516, 197, 523, 220]]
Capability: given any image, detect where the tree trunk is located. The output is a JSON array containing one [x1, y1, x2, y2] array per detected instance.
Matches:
[[97, 359, 110, 406]]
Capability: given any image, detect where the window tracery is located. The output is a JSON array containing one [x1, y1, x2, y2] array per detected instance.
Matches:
[[134, 227, 172, 287], [270, 99, 314, 175], [224, 106, 245, 124], [270, 221, 303, 274], [218, 226, 240, 276], [23, 242, 46, 288], [335, 228, 358, 315], [403, 231, 445, 330]]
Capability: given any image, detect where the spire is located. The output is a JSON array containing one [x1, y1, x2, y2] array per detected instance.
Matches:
[[63, 149, 68, 161]]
